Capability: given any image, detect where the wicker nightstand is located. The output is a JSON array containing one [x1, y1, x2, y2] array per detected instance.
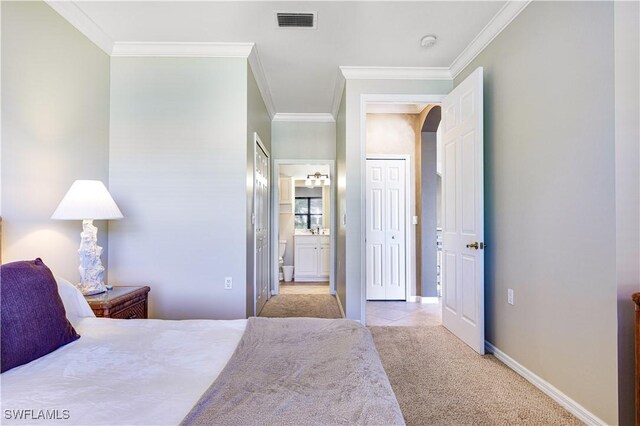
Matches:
[[85, 286, 150, 319]]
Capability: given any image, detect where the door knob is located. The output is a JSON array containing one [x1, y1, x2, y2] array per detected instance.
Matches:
[[466, 242, 486, 250]]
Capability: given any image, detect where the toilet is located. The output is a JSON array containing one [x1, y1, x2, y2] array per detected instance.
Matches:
[[278, 240, 287, 281]]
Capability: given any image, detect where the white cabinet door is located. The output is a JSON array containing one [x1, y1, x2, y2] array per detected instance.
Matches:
[[279, 177, 292, 214], [294, 235, 330, 281], [441, 67, 485, 355], [318, 240, 331, 277], [294, 241, 317, 278], [279, 177, 292, 204]]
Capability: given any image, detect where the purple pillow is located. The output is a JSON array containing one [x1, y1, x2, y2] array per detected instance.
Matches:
[[1, 258, 80, 373]]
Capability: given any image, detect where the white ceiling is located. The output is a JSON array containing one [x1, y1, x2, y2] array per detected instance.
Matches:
[[70, 1, 506, 114]]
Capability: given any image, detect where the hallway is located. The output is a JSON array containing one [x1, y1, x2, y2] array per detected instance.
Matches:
[[258, 282, 340, 318]]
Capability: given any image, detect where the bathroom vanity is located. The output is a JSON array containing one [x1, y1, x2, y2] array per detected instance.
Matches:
[[294, 233, 330, 281]]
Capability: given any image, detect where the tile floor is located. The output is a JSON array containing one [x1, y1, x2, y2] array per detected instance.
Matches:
[[279, 281, 330, 295], [366, 299, 442, 326]]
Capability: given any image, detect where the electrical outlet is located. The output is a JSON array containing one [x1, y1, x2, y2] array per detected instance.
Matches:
[[507, 288, 514, 305], [224, 277, 233, 290]]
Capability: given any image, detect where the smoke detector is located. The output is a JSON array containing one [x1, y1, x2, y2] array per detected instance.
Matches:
[[420, 35, 438, 48]]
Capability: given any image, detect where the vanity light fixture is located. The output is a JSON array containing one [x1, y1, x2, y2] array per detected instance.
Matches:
[[305, 172, 329, 189]]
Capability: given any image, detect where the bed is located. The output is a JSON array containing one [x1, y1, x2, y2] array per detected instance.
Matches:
[[1, 261, 404, 426]]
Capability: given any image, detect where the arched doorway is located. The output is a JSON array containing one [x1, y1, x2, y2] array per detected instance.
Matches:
[[417, 106, 441, 299]]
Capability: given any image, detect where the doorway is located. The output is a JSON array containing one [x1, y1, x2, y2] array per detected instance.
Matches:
[[364, 104, 443, 326], [272, 161, 337, 295], [362, 67, 486, 355]]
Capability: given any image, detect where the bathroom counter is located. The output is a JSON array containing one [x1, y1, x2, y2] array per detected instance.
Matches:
[[295, 229, 330, 236]]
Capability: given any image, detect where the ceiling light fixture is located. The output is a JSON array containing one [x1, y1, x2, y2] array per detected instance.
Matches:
[[420, 34, 438, 48]]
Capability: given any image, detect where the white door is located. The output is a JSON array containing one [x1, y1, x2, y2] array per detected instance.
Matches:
[[366, 159, 406, 300], [254, 135, 270, 315], [441, 67, 485, 354]]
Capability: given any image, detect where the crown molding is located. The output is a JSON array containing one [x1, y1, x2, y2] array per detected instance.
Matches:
[[339, 66, 452, 81], [45, 0, 530, 120], [450, 0, 531, 78], [331, 71, 346, 119], [272, 113, 335, 123], [111, 42, 254, 57], [44, 1, 114, 55], [248, 46, 276, 120]]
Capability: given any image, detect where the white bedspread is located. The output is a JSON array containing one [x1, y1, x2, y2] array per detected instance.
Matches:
[[1, 317, 246, 425]]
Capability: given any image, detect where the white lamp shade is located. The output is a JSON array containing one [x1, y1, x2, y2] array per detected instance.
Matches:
[[51, 180, 123, 220]]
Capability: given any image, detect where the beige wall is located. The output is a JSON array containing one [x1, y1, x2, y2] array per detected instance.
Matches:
[[455, 2, 618, 423], [614, 1, 640, 423], [108, 57, 250, 320], [366, 113, 419, 297], [1, 1, 110, 281]]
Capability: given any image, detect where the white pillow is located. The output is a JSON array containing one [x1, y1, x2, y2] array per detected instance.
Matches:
[[55, 276, 96, 326]]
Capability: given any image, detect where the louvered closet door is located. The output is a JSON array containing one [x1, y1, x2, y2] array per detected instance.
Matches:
[[366, 159, 406, 300]]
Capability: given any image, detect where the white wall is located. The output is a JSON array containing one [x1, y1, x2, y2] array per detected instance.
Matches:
[[614, 2, 640, 423], [1, 1, 110, 280], [246, 63, 272, 316], [271, 121, 336, 161], [455, 2, 618, 423], [108, 57, 249, 320], [366, 113, 419, 297]]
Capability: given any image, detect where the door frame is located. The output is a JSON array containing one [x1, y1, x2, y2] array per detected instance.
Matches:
[[360, 94, 446, 324], [365, 155, 412, 302], [253, 132, 270, 316], [272, 159, 336, 296]]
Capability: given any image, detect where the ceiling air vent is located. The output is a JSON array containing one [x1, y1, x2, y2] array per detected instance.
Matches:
[[276, 12, 317, 29]]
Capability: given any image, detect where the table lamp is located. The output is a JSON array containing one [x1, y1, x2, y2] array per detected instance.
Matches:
[[51, 180, 123, 295]]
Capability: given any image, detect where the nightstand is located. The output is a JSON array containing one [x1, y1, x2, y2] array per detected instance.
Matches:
[[85, 286, 150, 319]]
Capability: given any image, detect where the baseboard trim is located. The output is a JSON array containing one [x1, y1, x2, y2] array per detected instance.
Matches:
[[485, 342, 606, 426], [335, 294, 346, 318]]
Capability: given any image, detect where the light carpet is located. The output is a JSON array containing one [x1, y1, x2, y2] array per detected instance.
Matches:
[[258, 294, 342, 319], [369, 325, 581, 426]]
